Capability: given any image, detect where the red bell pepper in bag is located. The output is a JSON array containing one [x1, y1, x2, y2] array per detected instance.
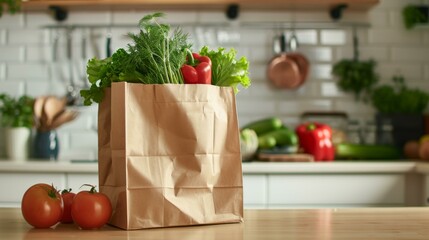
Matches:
[[181, 52, 212, 84], [295, 122, 335, 161]]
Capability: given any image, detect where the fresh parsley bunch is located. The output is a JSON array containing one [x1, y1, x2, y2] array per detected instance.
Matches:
[[81, 12, 191, 105]]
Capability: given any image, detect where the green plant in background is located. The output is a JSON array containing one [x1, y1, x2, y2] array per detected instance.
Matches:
[[402, 5, 428, 29], [0, 0, 21, 17], [332, 59, 379, 101], [371, 75, 429, 114], [0, 94, 34, 128]]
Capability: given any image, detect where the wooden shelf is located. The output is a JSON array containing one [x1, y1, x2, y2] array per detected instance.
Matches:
[[22, 0, 380, 12]]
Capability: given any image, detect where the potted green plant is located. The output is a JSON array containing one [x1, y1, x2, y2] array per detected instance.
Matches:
[[370, 75, 429, 149], [332, 28, 379, 101], [402, 4, 429, 29], [0, 94, 34, 160], [332, 59, 379, 101], [0, 0, 21, 17]]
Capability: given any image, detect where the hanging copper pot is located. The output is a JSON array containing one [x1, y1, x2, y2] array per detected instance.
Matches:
[[267, 33, 301, 89]]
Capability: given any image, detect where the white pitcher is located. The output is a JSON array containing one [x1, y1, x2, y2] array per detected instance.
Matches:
[[4, 127, 31, 161]]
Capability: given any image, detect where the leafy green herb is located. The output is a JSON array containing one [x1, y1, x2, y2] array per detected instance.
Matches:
[[80, 12, 191, 105], [402, 5, 428, 30], [332, 59, 379, 101], [199, 46, 250, 93], [371, 75, 429, 114], [0, 0, 21, 18], [0, 94, 34, 128]]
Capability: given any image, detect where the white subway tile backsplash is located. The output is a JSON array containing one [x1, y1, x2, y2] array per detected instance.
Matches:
[[244, 46, 268, 63], [368, 29, 422, 44], [303, 47, 332, 62], [24, 80, 52, 97], [0, 81, 24, 96], [7, 63, 49, 79], [310, 64, 332, 80], [25, 46, 51, 62], [377, 63, 422, 80], [335, 46, 389, 62], [241, 29, 271, 45], [320, 30, 346, 45], [8, 29, 48, 45], [0, 29, 5, 44], [0, 13, 24, 28], [277, 99, 332, 114], [69, 131, 98, 149], [0, 64, 4, 79], [320, 82, 345, 97], [284, 30, 318, 45], [391, 47, 429, 62], [66, 11, 112, 25], [248, 63, 268, 81], [25, 13, 58, 28], [236, 99, 277, 115], [333, 100, 376, 116], [0, 46, 23, 61], [368, 10, 389, 28]]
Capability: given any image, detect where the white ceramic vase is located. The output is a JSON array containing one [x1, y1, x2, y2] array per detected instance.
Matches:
[[4, 127, 31, 161]]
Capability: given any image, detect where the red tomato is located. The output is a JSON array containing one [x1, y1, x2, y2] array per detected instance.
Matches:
[[71, 185, 112, 229], [21, 183, 63, 228], [60, 189, 75, 223]]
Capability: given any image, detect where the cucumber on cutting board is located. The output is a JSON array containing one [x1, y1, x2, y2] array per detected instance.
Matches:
[[335, 143, 402, 160], [242, 117, 283, 136], [258, 128, 298, 149]]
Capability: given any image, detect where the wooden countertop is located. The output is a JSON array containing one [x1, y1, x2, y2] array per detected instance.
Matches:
[[2, 207, 429, 239]]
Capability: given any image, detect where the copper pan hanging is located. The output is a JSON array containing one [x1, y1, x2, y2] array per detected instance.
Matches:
[[267, 33, 301, 89], [284, 30, 310, 89]]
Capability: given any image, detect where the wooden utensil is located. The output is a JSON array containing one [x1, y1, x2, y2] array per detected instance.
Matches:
[[267, 33, 301, 89], [43, 96, 67, 128], [50, 110, 79, 130], [33, 96, 48, 129]]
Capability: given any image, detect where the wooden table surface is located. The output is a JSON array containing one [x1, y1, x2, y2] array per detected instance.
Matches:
[[2, 207, 429, 239]]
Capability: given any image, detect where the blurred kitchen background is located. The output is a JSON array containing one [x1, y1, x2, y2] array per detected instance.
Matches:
[[0, 0, 428, 161]]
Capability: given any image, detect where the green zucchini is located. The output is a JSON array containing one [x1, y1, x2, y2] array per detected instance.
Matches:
[[335, 143, 402, 160], [242, 117, 283, 136], [258, 128, 298, 149], [258, 136, 277, 149]]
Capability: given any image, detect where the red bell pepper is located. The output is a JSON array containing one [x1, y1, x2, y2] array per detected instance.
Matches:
[[295, 122, 335, 161], [181, 52, 212, 84]]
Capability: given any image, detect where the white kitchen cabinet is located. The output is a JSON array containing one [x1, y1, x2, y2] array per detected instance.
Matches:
[[243, 175, 267, 208], [1, 161, 429, 208], [267, 174, 405, 208]]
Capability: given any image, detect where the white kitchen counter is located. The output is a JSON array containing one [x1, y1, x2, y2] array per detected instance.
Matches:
[[0, 159, 427, 174], [2, 159, 429, 208]]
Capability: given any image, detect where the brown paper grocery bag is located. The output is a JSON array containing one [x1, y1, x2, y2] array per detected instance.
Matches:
[[98, 82, 243, 230]]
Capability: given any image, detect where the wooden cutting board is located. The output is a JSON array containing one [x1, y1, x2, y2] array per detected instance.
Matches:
[[258, 153, 314, 162]]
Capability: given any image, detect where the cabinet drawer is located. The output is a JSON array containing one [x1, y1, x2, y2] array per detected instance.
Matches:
[[0, 173, 65, 205], [243, 174, 267, 206], [268, 174, 405, 206]]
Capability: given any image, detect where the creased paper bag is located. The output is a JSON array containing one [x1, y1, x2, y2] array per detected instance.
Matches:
[[98, 82, 243, 230]]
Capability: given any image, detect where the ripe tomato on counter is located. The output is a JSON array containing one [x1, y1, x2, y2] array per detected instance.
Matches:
[[21, 183, 63, 228], [60, 189, 76, 223], [71, 184, 112, 229]]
